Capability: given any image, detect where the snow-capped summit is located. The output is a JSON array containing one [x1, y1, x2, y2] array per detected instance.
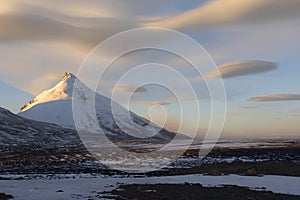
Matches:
[[19, 72, 96, 128], [19, 73, 182, 141], [20, 72, 76, 112]]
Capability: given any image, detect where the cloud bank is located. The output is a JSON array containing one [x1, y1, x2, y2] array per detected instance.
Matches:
[[145, 0, 300, 30], [3, 0, 299, 51], [0, 0, 137, 51], [205, 60, 277, 79], [249, 94, 300, 102]]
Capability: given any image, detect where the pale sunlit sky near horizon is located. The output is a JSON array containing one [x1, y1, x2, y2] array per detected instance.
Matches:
[[0, 0, 300, 138]]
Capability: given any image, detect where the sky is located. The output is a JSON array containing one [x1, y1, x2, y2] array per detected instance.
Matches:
[[0, 0, 300, 138]]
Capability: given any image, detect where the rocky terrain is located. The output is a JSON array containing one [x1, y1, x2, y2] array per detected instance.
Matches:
[[105, 184, 300, 200]]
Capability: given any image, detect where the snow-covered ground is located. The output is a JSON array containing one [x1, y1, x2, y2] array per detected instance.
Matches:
[[0, 174, 300, 199]]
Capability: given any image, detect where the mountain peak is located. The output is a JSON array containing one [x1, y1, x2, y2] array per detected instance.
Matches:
[[60, 72, 77, 82], [57, 72, 77, 91], [19, 72, 80, 112]]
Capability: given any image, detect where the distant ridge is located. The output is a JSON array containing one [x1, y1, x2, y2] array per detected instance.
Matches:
[[0, 106, 80, 147], [0, 81, 33, 113]]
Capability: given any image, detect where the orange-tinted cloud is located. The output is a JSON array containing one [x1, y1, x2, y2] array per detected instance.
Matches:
[[205, 60, 277, 79], [249, 94, 300, 102]]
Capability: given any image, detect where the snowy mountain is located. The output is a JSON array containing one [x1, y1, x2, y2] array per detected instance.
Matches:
[[19, 73, 184, 142], [19, 73, 77, 128]]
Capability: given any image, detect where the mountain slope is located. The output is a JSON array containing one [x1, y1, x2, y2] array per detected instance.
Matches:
[[0, 107, 106, 173], [19, 73, 76, 127], [19, 73, 184, 142], [20, 73, 75, 113], [0, 107, 83, 154]]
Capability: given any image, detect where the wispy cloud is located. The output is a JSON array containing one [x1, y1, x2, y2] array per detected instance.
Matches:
[[0, 0, 137, 51], [114, 84, 179, 106], [205, 60, 277, 79], [115, 84, 147, 93], [249, 94, 300, 102], [240, 105, 258, 109], [131, 100, 172, 106], [144, 0, 300, 30]]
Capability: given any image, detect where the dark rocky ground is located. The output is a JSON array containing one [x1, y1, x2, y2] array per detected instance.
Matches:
[[102, 184, 300, 200], [1, 145, 300, 177], [0, 192, 14, 200]]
